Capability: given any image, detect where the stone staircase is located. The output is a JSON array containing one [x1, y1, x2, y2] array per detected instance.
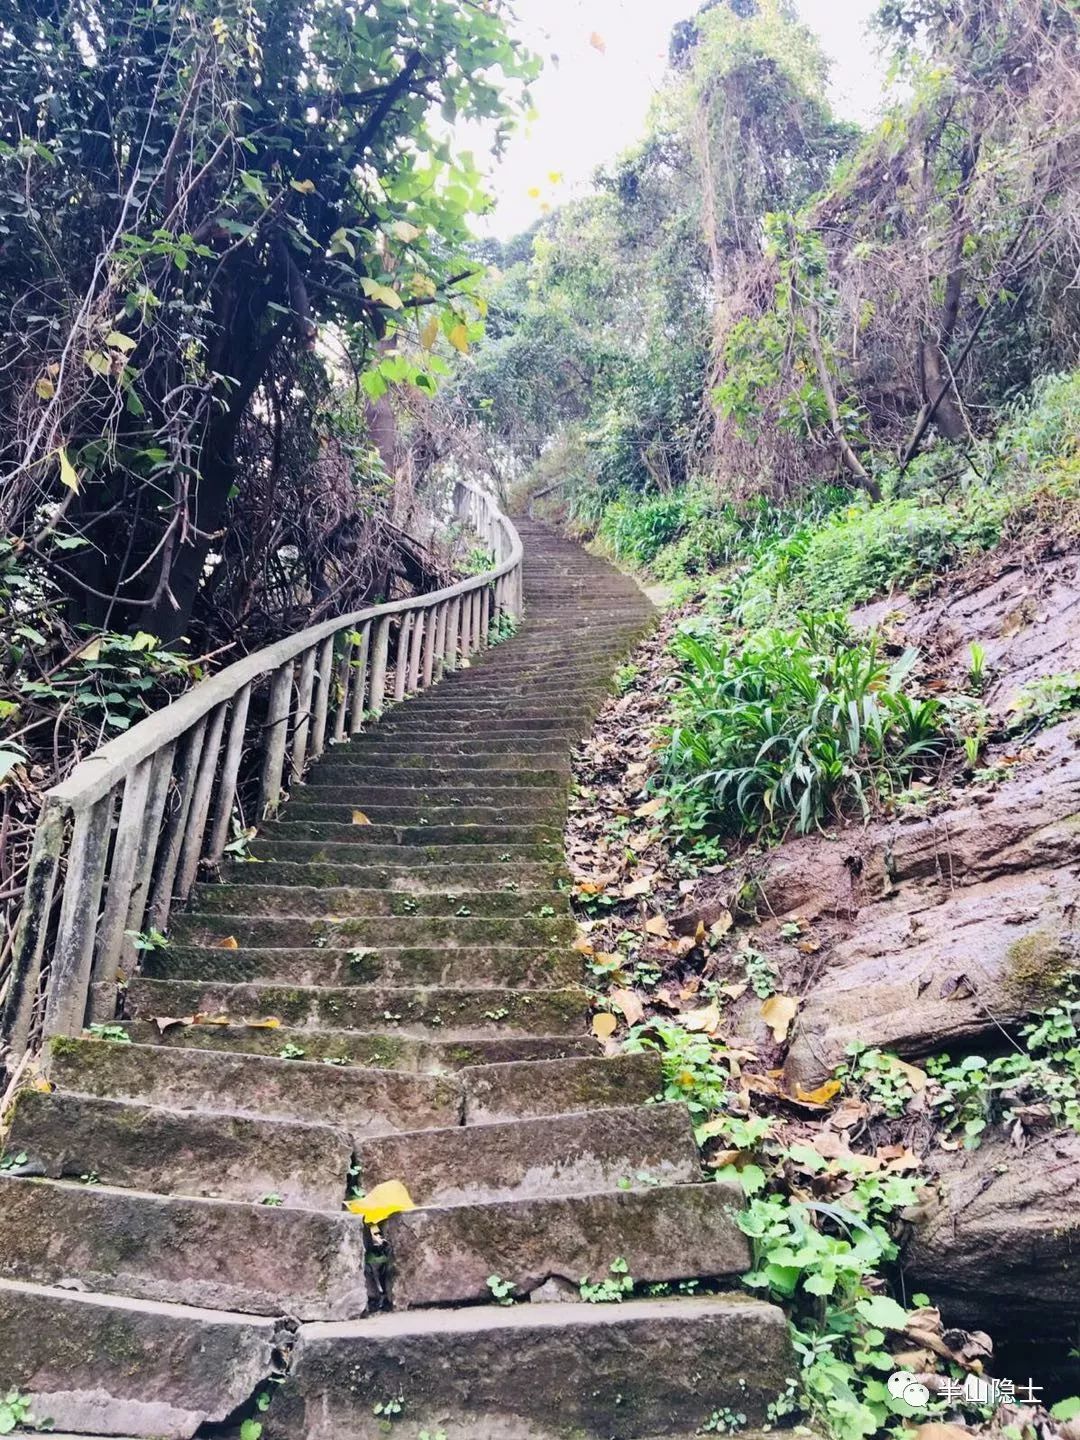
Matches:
[[0, 522, 792, 1439]]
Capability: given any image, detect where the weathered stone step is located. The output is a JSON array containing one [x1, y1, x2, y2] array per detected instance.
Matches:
[[286, 803, 566, 826], [125, 977, 589, 1037], [461, 1052, 660, 1123], [258, 820, 564, 846], [169, 911, 575, 949], [151, 942, 581, 990], [385, 1179, 748, 1308], [238, 859, 568, 891], [374, 716, 591, 733], [264, 767, 567, 790], [47, 1037, 461, 1135], [340, 733, 583, 753], [311, 752, 571, 774], [0, 1278, 277, 1438], [294, 783, 565, 811], [268, 1295, 792, 1440], [123, 1018, 596, 1072], [0, 1175, 367, 1320], [356, 1102, 699, 1207], [6, 1088, 350, 1208], [249, 839, 560, 866], [183, 884, 564, 919]]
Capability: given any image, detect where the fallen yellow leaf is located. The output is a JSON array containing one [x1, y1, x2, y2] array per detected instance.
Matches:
[[761, 993, 799, 1043], [794, 1078, 842, 1106], [193, 1013, 232, 1027], [609, 988, 644, 1027], [592, 1012, 618, 1040], [243, 1017, 281, 1029], [571, 935, 595, 955], [634, 797, 664, 819], [346, 1179, 415, 1224], [622, 876, 652, 899], [710, 910, 734, 939], [681, 1002, 721, 1034], [645, 914, 670, 937], [352, 810, 372, 826], [213, 935, 239, 949]]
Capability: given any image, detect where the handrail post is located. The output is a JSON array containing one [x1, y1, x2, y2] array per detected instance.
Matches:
[[422, 604, 437, 687], [349, 622, 371, 735], [41, 789, 116, 1040], [207, 686, 252, 865], [1, 802, 65, 1060], [259, 664, 294, 818], [310, 637, 334, 760], [407, 606, 425, 692], [88, 756, 154, 1015], [369, 615, 391, 717], [393, 614, 411, 702], [290, 647, 318, 783]]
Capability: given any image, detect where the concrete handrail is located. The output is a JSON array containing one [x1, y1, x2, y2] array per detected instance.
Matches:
[[1, 480, 522, 1063]]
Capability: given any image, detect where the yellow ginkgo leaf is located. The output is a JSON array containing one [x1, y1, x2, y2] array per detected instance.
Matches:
[[761, 993, 800, 1043], [352, 809, 372, 825], [448, 323, 470, 354], [243, 1016, 282, 1030], [346, 1179, 415, 1224], [794, 1078, 842, 1106], [420, 315, 440, 351], [58, 445, 80, 494], [290, 178, 316, 194], [592, 1011, 618, 1040], [213, 935, 240, 949]]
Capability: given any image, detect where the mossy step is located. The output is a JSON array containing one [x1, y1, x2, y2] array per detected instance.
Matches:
[[356, 1101, 699, 1207], [263, 768, 567, 790], [249, 840, 564, 866], [233, 859, 569, 891], [294, 783, 566, 809], [125, 976, 589, 1038], [263, 1296, 789, 1440], [461, 1051, 661, 1124], [0, 1278, 277, 1437], [260, 820, 564, 846], [121, 1018, 597, 1072], [335, 735, 583, 754], [385, 1180, 749, 1309], [169, 911, 575, 950], [147, 941, 582, 989], [47, 1037, 461, 1136], [0, 1175, 367, 1320], [284, 802, 566, 826], [183, 884, 566, 919], [5, 1089, 350, 1209], [311, 752, 571, 773], [374, 717, 593, 733]]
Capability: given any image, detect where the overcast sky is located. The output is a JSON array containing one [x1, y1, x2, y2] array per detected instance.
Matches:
[[482, 0, 886, 238]]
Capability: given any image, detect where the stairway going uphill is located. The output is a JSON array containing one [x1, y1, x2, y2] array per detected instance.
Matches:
[[0, 521, 793, 1439]]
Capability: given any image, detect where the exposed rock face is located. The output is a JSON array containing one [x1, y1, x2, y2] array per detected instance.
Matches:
[[904, 1131, 1080, 1337]]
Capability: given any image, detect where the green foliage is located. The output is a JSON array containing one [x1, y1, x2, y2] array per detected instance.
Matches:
[[486, 1274, 518, 1306], [658, 614, 946, 841], [1009, 671, 1080, 730], [0, 1389, 39, 1435], [579, 1257, 633, 1304], [927, 988, 1080, 1143], [623, 1021, 734, 1124]]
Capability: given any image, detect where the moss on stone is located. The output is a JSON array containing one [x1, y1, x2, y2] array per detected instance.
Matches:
[[1004, 930, 1075, 999]]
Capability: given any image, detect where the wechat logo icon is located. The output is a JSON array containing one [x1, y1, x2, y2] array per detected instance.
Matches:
[[888, 1372, 930, 1408]]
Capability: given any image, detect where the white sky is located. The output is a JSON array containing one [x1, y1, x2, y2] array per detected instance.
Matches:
[[482, 0, 886, 239]]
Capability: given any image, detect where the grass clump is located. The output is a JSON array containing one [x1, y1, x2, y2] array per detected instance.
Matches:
[[658, 612, 947, 842]]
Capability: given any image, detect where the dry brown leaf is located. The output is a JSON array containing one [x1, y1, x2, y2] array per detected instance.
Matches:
[[592, 1012, 618, 1040], [571, 935, 595, 955], [645, 914, 670, 937], [883, 1054, 927, 1092], [761, 993, 799, 1043], [634, 797, 664, 819], [681, 1001, 721, 1034], [193, 1013, 231, 1027], [153, 1014, 193, 1034], [710, 910, 734, 939], [352, 810, 372, 825], [622, 876, 652, 899], [717, 981, 748, 1002], [794, 1078, 842, 1105], [212, 936, 239, 950], [830, 1099, 868, 1130], [609, 988, 645, 1026]]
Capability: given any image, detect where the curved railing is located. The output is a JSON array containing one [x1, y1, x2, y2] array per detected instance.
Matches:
[[1, 481, 522, 1065]]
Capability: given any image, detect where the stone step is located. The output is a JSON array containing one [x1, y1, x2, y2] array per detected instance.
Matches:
[[385, 1179, 748, 1308], [337, 734, 584, 754], [151, 942, 581, 990], [294, 782, 565, 809], [461, 1052, 660, 1124], [122, 1018, 597, 1072], [168, 911, 575, 950], [285, 803, 566, 826], [267, 1295, 792, 1440], [6, 1088, 350, 1209], [47, 1037, 461, 1135], [236, 859, 568, 891], [356, 1102, 699, 1207], [374, 717, 592, 733], [310, 753, 571, 774], [0, 1277, 277, 1438], [125, 977, 589, 1038], [183, 884, 565, 919], [261, 768, 568, 791], [249, 839, 561, 866], [257, 820, 564, 846], [0, 1175, 367, 1320]]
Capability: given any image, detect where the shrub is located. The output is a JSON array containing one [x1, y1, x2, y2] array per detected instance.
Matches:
[[658, 613, 947, 841]]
